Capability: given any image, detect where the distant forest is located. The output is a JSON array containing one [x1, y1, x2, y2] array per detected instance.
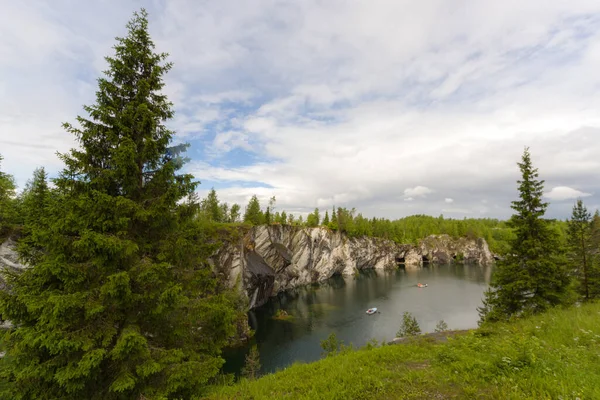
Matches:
[[185, 188, 581, 255]]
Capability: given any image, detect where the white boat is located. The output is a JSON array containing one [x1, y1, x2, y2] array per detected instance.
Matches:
[[366, 307, 378, 315]]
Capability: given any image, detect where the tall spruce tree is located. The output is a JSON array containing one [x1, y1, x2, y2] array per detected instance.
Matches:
[[0, 10, 236, 399], [479, 148, 573, 323], [567, 200, 593, 300], [17, 167, 53, 265]]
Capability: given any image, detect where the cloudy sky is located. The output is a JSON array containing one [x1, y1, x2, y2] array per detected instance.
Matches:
[[1, 0, 599, 219]]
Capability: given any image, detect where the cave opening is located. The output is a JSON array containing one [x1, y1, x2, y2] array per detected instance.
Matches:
[[422, 255, 430, 264]]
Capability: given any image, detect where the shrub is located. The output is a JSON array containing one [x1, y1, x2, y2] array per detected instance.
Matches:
[[242, 345, 262, 380], [435, 320, 449, 332], [320, 332, 342, 357], [396, 312, 422, 337]]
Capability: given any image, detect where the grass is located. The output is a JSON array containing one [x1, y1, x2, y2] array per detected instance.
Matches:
[[205, 302, 600, 399]]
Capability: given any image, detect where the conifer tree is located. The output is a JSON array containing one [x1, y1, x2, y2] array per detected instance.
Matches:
[[0, 154, 17, 238], [322, 210, 330, 226], [229, 203, 241, 223], [306, 208, 320, 227], [0, 10, 236, 399], [17, 167, 53, 265], [280, 210, 287, 225], [200, 188, 224, 222], [244, 195, 264, 225], [479, 148, 573, 323], [330, 206, 338, 230], [241, 345, 261, 380], [567, 200, 593, 300], [586, 210, 600, 298]]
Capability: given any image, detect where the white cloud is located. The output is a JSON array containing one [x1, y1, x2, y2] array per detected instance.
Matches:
[[2, 1, 600, 220], [404, 186, 434, 198], [445, 198, 454, 204], [545, 186, 592, 201]]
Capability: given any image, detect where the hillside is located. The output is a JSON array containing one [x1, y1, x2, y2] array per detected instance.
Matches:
[[205, 302, 600, 399]]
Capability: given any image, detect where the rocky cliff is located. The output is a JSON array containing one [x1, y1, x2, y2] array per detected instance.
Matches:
[[211, 225, 494, 309], [0, 239, 27, 291], [1, 227, 495, 310]]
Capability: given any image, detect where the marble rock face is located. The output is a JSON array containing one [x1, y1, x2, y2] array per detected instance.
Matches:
[[211, 226, 494, 309]]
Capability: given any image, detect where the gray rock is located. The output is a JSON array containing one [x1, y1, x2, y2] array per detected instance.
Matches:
[[212, 226, 494, 309], [0, 238, 27, 291]]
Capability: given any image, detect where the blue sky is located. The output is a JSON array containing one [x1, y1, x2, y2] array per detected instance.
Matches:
[[1, 0, 600, 219]]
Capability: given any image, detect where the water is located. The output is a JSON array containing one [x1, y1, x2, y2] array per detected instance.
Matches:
[[223, 264, 492, 376]]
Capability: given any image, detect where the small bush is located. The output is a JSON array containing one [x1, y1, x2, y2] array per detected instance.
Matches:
[[320, 332, 340, 357], [434, 320, 449, 333], [396, 312, 422, 337], [241, 345, 261, 380]]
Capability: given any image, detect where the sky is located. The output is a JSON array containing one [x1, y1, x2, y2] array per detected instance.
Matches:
[[1, 0, 599, 220]]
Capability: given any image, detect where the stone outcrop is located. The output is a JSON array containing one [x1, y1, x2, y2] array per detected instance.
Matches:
[[211, 226, 494, 309], [0, 239, 27, 291], [1, 228, 495, 310]]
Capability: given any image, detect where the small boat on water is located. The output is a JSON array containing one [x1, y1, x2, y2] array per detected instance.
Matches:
[[366, 307, 378, 315], [417, 283, 428, 288]]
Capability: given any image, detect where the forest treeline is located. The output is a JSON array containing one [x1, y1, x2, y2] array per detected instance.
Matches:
[[179, 188, 577, 255], [1, 8, 600, 399], [1, 170, 572, 256]]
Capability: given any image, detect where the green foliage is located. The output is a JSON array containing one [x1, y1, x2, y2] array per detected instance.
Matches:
[[244, 195, 265, 225], [320, 332, 343, 357], [0, 10, 237, 399], [0, 154, 18, 239], [306, 208, 320, 227], [434, 320, 449, 333], [480, 148, 574, 323], [16, 168, 55, 264], [200, 188, 226, 222], [396, 312, 422, 337], [322, 211, 329, 226], [229, 203, 241, 223], [264, 196, 276, 225], [206, 302, 600, 400], [241, 345, 261, 380], [567, 200, 599, 300]]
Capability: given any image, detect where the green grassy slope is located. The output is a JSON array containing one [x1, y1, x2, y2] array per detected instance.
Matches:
[[206, 302, 600, 400]]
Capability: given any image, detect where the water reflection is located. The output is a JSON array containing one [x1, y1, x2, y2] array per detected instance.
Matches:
[[223, 264, 492, 376]]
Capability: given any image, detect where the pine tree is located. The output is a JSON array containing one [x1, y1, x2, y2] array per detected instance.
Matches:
[[17, 167, 53, 265], [306, 208, 320, 227], [322, 210, 330, 226], [330, 206, 338, 230], [479, 148, 573, 323], [200, 188, 224, 222], [241, 345, 261, 380], [229, 203, 241, 223], [0, 10, 236, 399], [0, 154, 17, 238], [567, 200, 593, 300], [243, 195, 264, 225], [587, 210, 600, 298], [280, 210, 287, 225]]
